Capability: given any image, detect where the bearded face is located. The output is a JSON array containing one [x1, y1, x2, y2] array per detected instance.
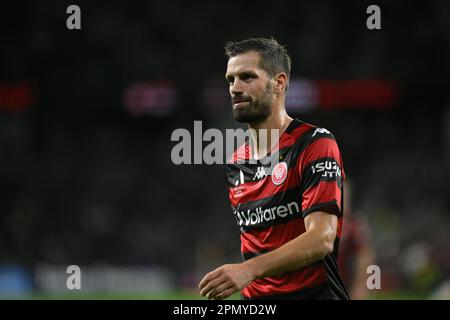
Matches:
[[225, 51, 276, 125], [232, 81, 273, 123]]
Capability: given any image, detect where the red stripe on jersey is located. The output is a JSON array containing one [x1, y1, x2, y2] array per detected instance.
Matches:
[[242, 263, 327, 298], [228, 142, 251, 163], [241, 218, 306, 253], [228, 168, 300, 207], [302, 180, 342, 213]]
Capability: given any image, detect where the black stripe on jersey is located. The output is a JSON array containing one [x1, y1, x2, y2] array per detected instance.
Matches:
[[243, 250, 323, 269], [226, 163, 259, 186], [301, 156, 343, 191], [242, 282, 331, 300], [302, 200, 340, 218], [323, 254, 350, 300], [285, 118, 304, 134], [232, 188, 302, 231], [241, 250, 269, 261]]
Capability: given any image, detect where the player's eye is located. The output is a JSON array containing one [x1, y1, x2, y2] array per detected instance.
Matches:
[[240, 73, 255, 82]]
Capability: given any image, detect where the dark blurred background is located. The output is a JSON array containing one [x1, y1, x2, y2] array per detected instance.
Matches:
[[0, 0, 449, 299]]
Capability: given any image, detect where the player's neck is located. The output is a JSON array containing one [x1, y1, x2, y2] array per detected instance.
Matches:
[[247, 109, 293, 160]]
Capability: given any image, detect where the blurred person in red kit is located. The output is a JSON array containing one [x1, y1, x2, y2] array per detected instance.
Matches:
[[338, 179, 376, 299]]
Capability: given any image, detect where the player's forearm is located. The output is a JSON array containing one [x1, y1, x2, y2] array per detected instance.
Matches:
[[244, 227, 335, 279]]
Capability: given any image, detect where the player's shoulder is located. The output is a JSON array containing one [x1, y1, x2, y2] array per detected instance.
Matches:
[[288, 119, 337, 146]]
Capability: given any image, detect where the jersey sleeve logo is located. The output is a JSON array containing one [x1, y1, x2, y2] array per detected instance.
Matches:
[[312, 127, 331, 137], [271, 161, 288, 185], [310, 160, 341, 179]]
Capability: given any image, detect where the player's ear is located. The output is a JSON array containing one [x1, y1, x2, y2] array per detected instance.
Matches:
[[274, 72, 288, 93]]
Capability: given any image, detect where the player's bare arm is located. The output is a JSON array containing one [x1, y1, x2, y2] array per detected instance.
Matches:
[[199, 210, 338, 299]]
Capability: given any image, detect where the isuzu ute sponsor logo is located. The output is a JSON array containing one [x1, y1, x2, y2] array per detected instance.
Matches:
[[311, 160, 341, 178], [272, 162, 288, 185], [233, 201, 300, 226]]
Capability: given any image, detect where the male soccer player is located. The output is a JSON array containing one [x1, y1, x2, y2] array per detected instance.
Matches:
[[199, 38, 349, 300]]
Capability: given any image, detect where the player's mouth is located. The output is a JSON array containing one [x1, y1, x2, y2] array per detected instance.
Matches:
[[233, 98, 251, 109]]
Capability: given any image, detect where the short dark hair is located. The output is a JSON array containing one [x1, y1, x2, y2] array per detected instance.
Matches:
[[224, 37, 291, 82]]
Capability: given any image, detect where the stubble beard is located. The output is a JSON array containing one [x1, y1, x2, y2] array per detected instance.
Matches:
[[232, 82, 273, 124]]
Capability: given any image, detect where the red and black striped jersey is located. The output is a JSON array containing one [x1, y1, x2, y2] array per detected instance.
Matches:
[[226, 119, 349, 300]]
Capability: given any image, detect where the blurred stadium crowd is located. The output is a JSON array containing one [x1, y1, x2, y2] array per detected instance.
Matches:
[[1, 1, 449, 298]]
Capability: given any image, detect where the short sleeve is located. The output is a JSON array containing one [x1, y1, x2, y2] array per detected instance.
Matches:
[[298, 134, 345, 218]]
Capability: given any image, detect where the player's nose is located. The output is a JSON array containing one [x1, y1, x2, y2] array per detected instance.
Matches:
[[230, 79, 244, 96]]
